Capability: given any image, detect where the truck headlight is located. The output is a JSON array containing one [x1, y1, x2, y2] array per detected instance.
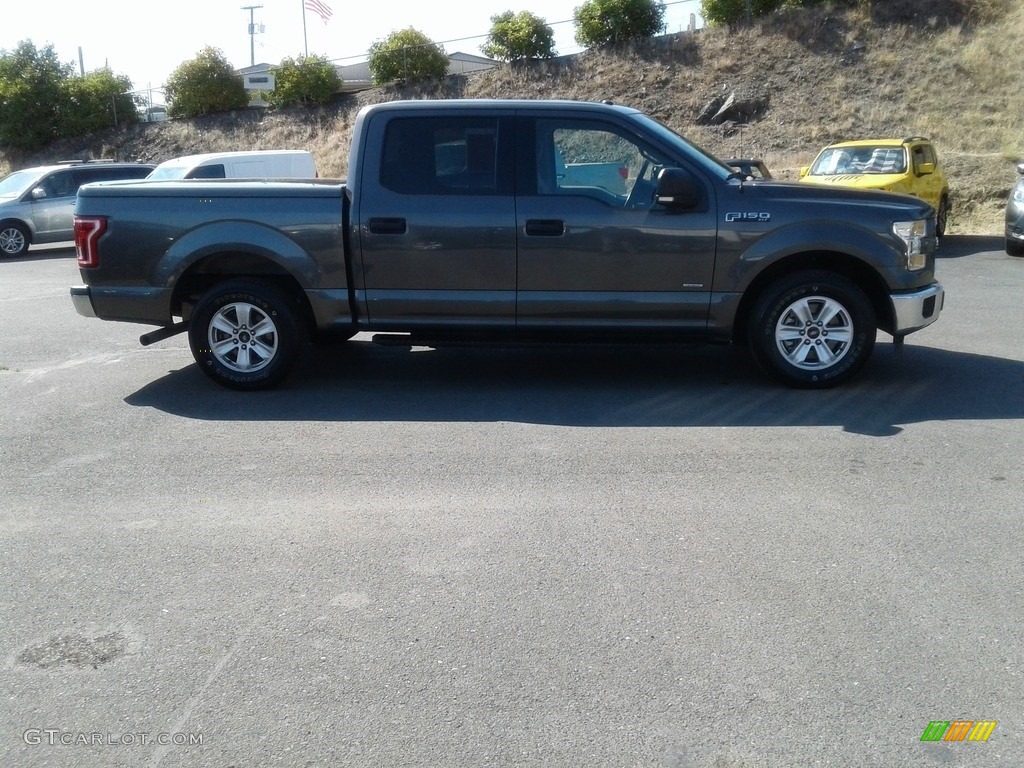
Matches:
[[893, 219, 928, 270], [1013, 187, 1024, 204]]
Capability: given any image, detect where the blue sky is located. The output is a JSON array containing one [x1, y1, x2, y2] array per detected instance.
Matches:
[[2, 0, 703, 94]]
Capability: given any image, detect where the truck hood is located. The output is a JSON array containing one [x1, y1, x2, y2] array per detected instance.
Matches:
[[799, 172, 907, 192], [752, 180, 934, 217]]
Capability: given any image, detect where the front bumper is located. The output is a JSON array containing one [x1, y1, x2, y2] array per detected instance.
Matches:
[[891, 282, 944, 336], [70, 285, 97, 318]]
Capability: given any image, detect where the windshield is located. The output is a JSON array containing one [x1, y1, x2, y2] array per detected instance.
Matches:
[[0, 169, 44, 198], [146, 166, 188, 180], [810, 146, 907, 175]]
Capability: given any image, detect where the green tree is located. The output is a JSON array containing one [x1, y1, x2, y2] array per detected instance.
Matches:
[[164, 47, 248, 118], [701, 0, 830, 25], [781, 0, 834, 8], [267, 55, 341, 107], [0, 41, 72, 150], [60, 68, 141, 137], [481, 11, 557, 61], [574, 0, 666, 47], [367, 28, 448, 85]]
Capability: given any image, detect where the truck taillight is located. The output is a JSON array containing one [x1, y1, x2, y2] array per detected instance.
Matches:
[[74, 215, 107, 268]]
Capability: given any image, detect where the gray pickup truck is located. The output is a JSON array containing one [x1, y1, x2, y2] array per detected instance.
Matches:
[[71, 99, 944, 390]]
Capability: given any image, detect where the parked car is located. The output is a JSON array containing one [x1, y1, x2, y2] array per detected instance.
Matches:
[[799, 137, 950, 236], [1005, 161, 1024, 256], [0, 160, 155, 257], [143, 105, 169, 123], [146, 150, 317, 180]]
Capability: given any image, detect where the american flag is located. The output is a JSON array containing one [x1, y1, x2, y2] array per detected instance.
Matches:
[[304, 0, 333, 24]]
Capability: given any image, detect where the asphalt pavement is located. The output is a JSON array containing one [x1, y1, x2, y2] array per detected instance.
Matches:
[[1, 236, 1021, 767]]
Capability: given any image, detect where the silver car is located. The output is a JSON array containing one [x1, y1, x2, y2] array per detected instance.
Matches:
[[0, 161, 154, 257], [1006, 162, 1024, 257]]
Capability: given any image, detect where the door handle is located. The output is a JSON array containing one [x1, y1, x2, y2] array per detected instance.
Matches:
[[525, 219, 565, 237], [367, 217, 407, 235]]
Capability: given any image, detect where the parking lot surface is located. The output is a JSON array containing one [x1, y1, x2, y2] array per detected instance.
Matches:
[[1, 237, 1022, 767]]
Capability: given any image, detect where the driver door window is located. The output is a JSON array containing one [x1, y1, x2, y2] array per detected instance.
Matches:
[[536, 121, 665, 209], [38, 170, 77, 199]]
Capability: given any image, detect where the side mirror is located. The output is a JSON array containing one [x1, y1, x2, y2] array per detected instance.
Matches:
[[655, 167, 700, 210], [917, 161, 935, 176], [1016, 161, 1024, 175], [799, 166, 810, 178], [31, 187, 47, 200]]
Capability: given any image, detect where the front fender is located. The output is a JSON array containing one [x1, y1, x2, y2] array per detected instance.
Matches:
[[722, 219, 908, 293], [0, 216, 36, 241]]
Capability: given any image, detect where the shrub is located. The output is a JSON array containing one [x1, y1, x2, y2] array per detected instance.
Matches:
[[0, 41, 138, 151], [268, 55, 341, 107], [60, 69, 141, 137], [701, 0, 837, 25], [368, 29, 448, 85], [165, 47, 249, 118], [0, 41, 71, 150], [574, 0, 667, 47], [482, 11, 557, 61]]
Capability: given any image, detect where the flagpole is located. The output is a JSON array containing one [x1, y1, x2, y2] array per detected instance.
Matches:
[[302, 0, 308, 57]]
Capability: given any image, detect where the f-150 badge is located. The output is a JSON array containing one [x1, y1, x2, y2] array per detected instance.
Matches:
[[725, 212, 771, 222]]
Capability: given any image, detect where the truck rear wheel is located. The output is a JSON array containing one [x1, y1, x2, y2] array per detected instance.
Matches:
[[748, 271, 876, 388], [188, 280, 300, 390]]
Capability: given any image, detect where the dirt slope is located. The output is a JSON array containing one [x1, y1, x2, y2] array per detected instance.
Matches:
[[5, 0, 1020, 234]]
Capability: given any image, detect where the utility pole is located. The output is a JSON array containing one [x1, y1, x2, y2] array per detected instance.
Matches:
[[241, 5, 264, 67]]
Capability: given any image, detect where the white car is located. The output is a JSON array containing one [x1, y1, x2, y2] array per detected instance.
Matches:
[[146, 150, 317, 180]]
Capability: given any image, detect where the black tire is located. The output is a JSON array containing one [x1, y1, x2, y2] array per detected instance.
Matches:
[[188, 280, 301, 390], [0, 222, 30, 257], [936, 195, 949, 238], [748, 271, 876, 388], [1006, 238, 1024, 257]]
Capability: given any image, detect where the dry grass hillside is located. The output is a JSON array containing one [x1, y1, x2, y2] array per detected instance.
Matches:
[[4, 0, 1021, 234]]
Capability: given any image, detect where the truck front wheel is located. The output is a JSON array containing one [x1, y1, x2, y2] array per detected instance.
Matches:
[[748, 272, 876, 388], [188, 280, 300, 390]]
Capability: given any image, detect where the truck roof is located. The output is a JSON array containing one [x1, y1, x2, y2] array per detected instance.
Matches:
[[358, 99, 642, 116]]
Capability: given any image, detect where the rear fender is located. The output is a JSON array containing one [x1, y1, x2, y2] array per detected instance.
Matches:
[[153, 220, 321, 288]]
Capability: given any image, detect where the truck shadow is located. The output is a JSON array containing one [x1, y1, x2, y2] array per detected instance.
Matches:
[[15, 245, 76, 262], [937, 234, 1004, 259], [124, 339, 1024, 436]]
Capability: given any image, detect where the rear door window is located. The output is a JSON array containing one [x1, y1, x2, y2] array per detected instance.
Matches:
[[380, 117, 510, 195], [76, 166, 152, 185], [186, 164, 227, 179]]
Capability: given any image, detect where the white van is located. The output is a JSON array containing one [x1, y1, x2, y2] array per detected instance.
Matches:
[[146, 150, 316, 180]]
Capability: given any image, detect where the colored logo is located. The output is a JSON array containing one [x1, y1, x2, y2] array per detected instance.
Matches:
[[920, 721, 997, 742]]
